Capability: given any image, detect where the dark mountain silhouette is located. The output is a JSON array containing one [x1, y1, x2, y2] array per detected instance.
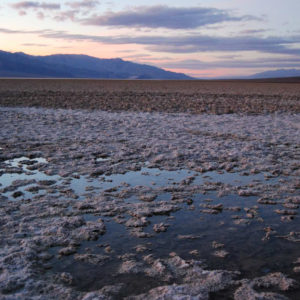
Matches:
[[0, 50, 192, 79]]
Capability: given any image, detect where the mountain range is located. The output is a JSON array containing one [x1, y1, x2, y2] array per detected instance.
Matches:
[[248, 69, 300, 79], [0, 50, 192, 80], [0, 50, 299, 79]]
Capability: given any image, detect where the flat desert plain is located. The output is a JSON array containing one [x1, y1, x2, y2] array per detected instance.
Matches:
[[0, 79, 300, 299]]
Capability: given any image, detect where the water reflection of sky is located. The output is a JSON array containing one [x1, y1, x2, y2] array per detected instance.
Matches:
[[1, 156, 299, 292], [1, 156, 279, 201]]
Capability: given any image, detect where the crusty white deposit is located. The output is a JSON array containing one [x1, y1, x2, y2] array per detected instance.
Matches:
[[0, 107, 300, 299]]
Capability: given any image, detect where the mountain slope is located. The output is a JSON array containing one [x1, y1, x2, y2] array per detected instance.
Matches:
[[0, 50, 192, 79], [249, 69, 300, 79]]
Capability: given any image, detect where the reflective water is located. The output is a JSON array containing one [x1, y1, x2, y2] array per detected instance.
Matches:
[[1, 157, 279, 201], [69, 167, 278, 200], [1, 156, 299, 297], [0, 157, 60, 199]]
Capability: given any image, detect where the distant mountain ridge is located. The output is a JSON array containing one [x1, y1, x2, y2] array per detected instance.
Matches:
[[1, 50, 299, 80], [248, 69, 300, 79], [0, 50, 192, 79]]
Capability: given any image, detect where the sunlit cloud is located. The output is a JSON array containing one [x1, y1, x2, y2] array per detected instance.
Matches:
[[22, 42, 48, 47], [36, 11, 45, 19]]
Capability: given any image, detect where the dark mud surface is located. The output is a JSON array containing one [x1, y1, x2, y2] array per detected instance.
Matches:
[[0, 80, 300, 299]]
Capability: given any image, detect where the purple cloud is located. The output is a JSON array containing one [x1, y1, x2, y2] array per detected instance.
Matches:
[[12, 1, 60, 10], [1, 26, 299, 57], [158, 57, 300, 70], [54, 10, 79, 21], [82, 5, 256, 29], [34, 30, 300, 56], [66, 0, 99, 9], [240, 29, 269, 35]]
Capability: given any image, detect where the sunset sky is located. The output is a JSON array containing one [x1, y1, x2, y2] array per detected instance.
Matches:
[[1, 0, 299, 78]]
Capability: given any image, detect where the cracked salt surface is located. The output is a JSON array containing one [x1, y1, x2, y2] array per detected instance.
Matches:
[[0, 106, 300, 299]]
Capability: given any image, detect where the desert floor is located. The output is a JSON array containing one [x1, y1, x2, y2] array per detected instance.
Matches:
[[0, 79, 300, 299]]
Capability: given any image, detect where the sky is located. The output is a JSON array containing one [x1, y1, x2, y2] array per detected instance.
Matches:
[[0, 0, 300, 78]]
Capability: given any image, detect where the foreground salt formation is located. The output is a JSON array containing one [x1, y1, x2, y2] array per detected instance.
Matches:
[[0, 107, 299, 299]]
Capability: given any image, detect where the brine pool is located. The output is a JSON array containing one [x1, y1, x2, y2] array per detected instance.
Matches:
[[1, 156, 299, 297]]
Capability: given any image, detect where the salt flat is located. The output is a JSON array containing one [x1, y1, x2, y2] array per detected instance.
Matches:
[[0, 80, 300, 299]]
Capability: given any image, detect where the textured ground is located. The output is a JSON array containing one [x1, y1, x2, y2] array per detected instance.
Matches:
[[0, 79, 299, 113], [0, 80, 300, 299]]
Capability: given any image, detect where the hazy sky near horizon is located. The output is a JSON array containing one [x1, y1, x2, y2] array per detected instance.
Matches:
[[0, 0, 299, 78]]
